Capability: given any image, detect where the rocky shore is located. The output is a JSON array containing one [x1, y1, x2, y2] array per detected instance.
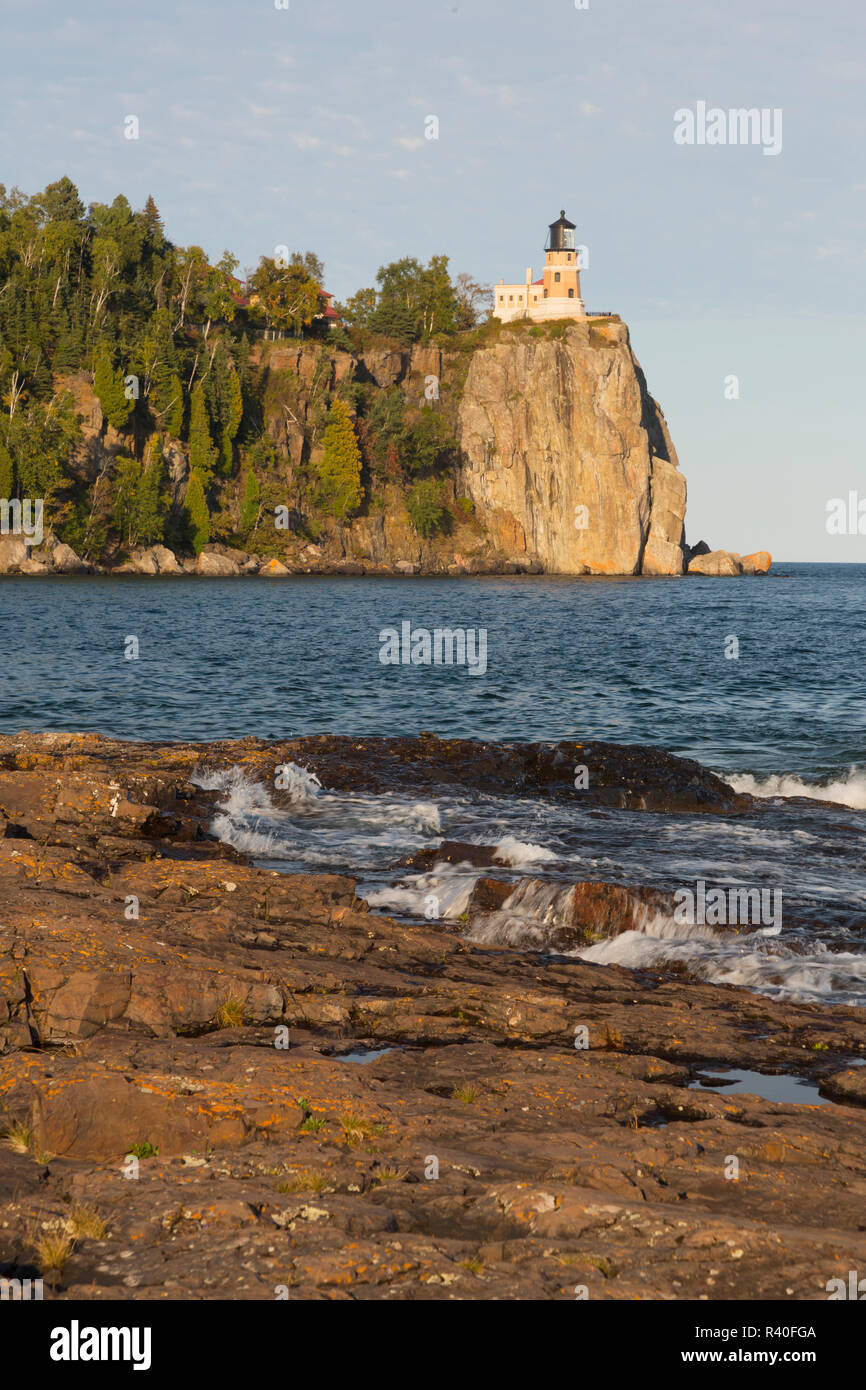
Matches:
[[0, 535, 772, 578], [1, 731, 863, 1301]]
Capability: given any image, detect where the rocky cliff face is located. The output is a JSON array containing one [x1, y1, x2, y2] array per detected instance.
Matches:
[[456, 319, 687, 575], [1, 319, 764, 578]]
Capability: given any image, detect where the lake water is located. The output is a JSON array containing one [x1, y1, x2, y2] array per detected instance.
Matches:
[[2, 563, 864, 1006]]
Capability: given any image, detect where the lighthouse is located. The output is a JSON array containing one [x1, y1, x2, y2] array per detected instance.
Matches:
[[492, 209, 587, 323]]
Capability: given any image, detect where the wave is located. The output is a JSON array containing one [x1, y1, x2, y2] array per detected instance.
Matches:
[[365, 867, 477, 921], [462, 877, 866, 1006], [580, 926, 866, 1007], [493, 835, 558, 867], [724, 767, 866, 810], [194, 763, 443, 863]]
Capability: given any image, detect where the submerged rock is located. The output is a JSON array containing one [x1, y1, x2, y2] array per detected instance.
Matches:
[[268, 732, 749, 816]]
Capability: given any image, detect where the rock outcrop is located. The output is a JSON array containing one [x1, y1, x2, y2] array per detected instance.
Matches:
[[116, 544, 184, 575], [457, 321, 687, 575], [0, 731, 864, 1301], [195, 551, 240, 577], [740, 550, 772, 575], [0, 536, 28, 574], [688, 548, 743, 577], [0, 325, 769, 580], [687, 548, 774, 577]]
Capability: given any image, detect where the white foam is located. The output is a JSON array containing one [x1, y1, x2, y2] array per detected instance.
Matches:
[[494, 835, 558, 867], [196, 764, 443, 866], [365, 868, 477, 921], [275, 762, 323, 804], [725, 767, 866, 810], [466, 879, 577, 949], [576, 917, 866, 1007]]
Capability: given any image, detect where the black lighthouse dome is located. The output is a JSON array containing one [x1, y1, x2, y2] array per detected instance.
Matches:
[[546, 209, 576, 252]]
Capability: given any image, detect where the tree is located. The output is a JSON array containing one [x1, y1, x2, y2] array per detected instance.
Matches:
[[369, 255, 462, 340], [407, 479, 448, 536], [184, 468, 210, 553], [400, 407, 456, 475], [36, 177, 85, 227], [111, 441, 166, 548], [339, 286, 377, 329], [172, 245, 209, 330], [93, 346, 133, 430], [188, 381, 216, 485], [222, 365, 242, 469], [250, 253, 322, 335], [317, 398, 362, 519], [205, 339, 242, 471], [157, 371, 184, 436], [239, 467, 260, 535], [3, 391, 79, 502], [201, 251, 240, 337], [366, 386, 405, 478], [0, 439, 13, 498], [454, 272, 493, 328], [368, 298, 416, 343]]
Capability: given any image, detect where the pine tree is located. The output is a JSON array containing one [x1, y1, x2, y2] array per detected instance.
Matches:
[[188, 381, 216, 485], [166, 374, 184, 437], [184, 469, 210, 553], [317, 398, 363, 519], [93, 346, 133, 429], [239, 467, 260, 535], [0, 440, 13, 499], [221, 365, 242, 470]]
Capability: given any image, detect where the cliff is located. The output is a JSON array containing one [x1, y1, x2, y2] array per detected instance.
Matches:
[[0, 318, 767, 578], [455, 319, 686, 575]]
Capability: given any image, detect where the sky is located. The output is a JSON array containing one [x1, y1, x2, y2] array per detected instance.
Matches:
[[1, 0, 864, 560]]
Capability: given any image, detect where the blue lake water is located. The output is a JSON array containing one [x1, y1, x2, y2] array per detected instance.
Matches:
[[0, 563, 863, 783]]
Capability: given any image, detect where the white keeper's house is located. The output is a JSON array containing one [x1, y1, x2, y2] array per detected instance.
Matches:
[[492, 210, 589, 323]]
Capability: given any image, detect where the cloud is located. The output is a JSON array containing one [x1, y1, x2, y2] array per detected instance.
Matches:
[[397, 136, 424, 150]]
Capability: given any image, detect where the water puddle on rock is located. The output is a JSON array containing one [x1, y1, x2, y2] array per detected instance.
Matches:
[[334, 1047, 395, 1065], [689, 1068, 829, 1106]]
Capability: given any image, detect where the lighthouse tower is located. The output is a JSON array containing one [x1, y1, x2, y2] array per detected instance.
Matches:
[[542, 210, 585, 313], [492, 209, 587, 323]]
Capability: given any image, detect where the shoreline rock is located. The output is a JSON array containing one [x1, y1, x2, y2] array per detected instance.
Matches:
[[0, 730, 863, 1300]]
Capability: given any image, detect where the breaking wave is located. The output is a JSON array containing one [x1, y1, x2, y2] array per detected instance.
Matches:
[[194, 763, 866, 1007], [724, 767, 866, 810], [193, 763, 442, 867], [493, 835, 559, 867]]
